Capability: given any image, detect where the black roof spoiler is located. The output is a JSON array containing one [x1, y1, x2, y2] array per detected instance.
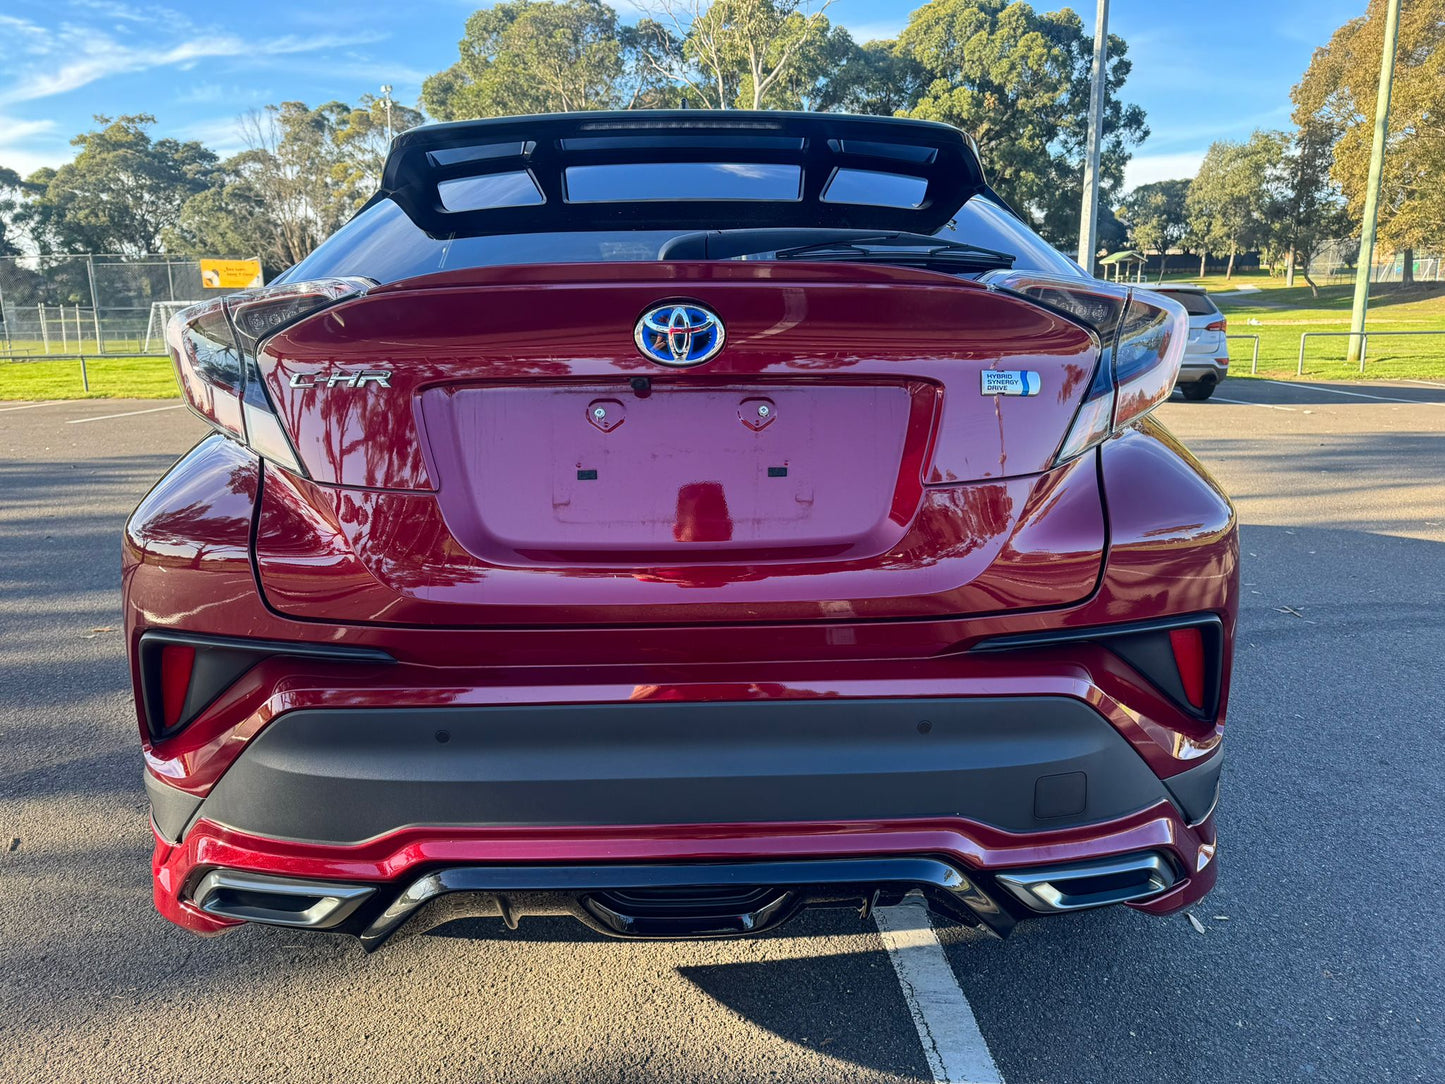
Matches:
[[371, 110, 989, 238]]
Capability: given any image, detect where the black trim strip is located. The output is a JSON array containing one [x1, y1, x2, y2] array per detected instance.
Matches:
[[969, 613, 1223, 652], [970, 613, 1226, 721], [138, 630, 393, 743]]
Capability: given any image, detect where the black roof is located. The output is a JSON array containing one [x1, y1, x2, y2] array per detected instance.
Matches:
[[372, 110, 989, 238]]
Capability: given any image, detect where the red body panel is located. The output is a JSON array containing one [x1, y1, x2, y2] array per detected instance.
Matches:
[[260, 263, 1097, 490], [251, 263, 1110, 627], [153, 809, 1217, 937], [125, 256, 1237, 940], [126, 418, 1235, 796], [252, 450, 1106, 625]]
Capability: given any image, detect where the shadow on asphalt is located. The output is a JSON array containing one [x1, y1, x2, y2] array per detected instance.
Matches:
[[1216, 281, 1445, 312], [4, 438, 1443, 1084], [1194, 378, 1445, 405]]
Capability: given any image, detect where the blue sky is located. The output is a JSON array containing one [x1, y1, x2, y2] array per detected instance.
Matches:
[[1, 0, 1367, 190]]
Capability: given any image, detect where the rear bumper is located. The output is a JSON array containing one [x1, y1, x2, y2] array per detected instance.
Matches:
[[177, 697, 1217, 846], [129, 418, 1237, 945], [148, 695, 1222, 943], [1178, 356, 1229, 384], [153, 805, 1218, 946]]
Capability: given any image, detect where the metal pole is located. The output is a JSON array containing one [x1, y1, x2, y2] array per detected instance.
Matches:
[[1348, 0, 1402, 365], [1297, 332, 1308, 376], [39, 304, 49, 352], [0, 277, 10, 352], [79, 357, 89, 392], [86, 255, 104, 355], [1075, 0, 1109, 275]]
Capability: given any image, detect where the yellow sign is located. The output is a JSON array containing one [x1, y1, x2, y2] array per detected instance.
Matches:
[[199, 258, 263, 290]]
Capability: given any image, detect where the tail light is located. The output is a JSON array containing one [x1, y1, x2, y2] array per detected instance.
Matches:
[[1205, 318, 1227, 332], [165, 278, 372, 475], [982, 272, 1188, 465]]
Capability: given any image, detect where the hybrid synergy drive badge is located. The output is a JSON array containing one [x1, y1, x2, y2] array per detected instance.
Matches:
[[981, 370, 1042, 397]]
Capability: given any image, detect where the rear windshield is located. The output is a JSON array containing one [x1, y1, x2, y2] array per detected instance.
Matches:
[[1155, 289, 1219, 316], [567, 162, 803, 202], [281, 195, 1082, 284]]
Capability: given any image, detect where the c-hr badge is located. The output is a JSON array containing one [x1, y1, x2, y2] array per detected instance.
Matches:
[[289, 369, 392, 389]]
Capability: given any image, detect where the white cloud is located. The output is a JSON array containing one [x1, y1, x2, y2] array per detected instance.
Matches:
[[1123, 150, 1206, 192], [169, 116, 249, 156], [839, 19, 906, 43], [0, 22, 388, 105], [0, 116, 58, 144], [245, 53, 429, 89], [0, 116, 66, 175], [68, 0, 188, 23], [0, 14, 53, 55]]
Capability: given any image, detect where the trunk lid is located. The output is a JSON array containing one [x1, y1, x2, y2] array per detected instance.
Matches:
[[253, 262, 1107, 626]]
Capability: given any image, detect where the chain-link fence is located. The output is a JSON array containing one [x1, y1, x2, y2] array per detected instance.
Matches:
[[1313, 239, 1444, 286], [0, 254, 243, 357]]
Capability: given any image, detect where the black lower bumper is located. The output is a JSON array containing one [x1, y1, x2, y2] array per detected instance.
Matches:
[[179, 697, 1215, 846], [187, 850, 1184, 950]]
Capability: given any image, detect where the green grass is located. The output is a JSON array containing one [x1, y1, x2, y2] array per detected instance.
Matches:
[[3, 275, 1443, 397], [0, 355, 180, 400], [2, 337, 152, 356], [1149, 274, 1445, 380]]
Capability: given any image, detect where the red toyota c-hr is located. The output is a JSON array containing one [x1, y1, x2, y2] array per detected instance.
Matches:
[[127, 112, 1235, 949]]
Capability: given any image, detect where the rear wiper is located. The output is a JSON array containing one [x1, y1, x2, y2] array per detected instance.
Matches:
[[772, 233, 1014, 272]]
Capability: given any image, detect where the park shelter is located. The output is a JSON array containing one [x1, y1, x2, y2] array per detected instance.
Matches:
[[1098, 249, 1147, 282]]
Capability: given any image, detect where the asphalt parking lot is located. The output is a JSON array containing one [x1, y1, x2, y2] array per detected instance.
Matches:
[[1, 378, 1442, 1083]]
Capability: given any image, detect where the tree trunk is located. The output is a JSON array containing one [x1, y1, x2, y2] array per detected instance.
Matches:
[[1199, 251, 1207, 276], [1158, 251, 1169, 280], [1285, 249, 1296, 287], [1226, 242, 1236, 280], [1300, 255, 1323, 302], [1402, 247, 1415, 285]]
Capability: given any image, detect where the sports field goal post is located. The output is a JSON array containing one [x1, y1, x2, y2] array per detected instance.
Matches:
[[143, 300, 201, 353]]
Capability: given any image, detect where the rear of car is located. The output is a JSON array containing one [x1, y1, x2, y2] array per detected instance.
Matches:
[[127, 112, 1235, 948], [1155, 284, 1229, 399]]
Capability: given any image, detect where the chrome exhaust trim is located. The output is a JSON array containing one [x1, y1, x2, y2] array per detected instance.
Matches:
[[192, 870, 375, 929], [994, 852, 1176, 913]]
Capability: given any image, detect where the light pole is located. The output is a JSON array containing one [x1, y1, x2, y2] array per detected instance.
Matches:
[[1348, 0, 1402, 366], [1076, 0, 1110, 276], [380, 84, 394, 144]]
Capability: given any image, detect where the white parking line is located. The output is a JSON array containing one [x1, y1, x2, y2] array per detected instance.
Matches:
[[1261, 379, 1443, 405], [67, 405, 183, 424], [875, 902, 1003, 1084], [1214, 395, 1297, 411], [0, 400, 62, 412]]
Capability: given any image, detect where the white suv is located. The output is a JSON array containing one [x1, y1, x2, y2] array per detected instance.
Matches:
[[1153, 285, 1229, 400]]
